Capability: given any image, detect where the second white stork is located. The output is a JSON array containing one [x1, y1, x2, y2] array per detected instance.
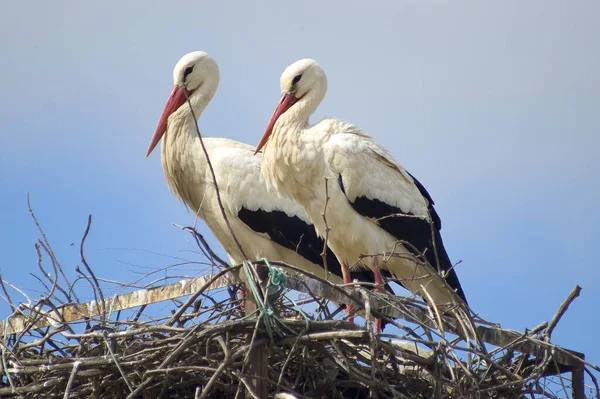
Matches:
[[145, 52, 389, 314], [255, 59, 467, 324]]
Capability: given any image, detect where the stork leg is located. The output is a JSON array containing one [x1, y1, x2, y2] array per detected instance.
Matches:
[[238, 286, 246, 313], [372, 256, 384, 334], [341, 262, 355, 323]]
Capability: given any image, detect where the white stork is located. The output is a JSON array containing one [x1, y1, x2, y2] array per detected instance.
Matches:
[[145, 52, 389, 317], [255, 59, 467, 330]]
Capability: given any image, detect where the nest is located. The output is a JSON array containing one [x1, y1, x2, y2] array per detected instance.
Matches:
[[0, 210, 598, 398]]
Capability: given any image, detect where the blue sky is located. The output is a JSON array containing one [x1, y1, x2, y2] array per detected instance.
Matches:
[[1, 0, 598, 378]]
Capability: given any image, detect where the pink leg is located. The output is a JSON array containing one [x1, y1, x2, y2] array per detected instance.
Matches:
[[238, 287, 246, 313], [341, 262, 355, 323], [372, 257, 384, 334]]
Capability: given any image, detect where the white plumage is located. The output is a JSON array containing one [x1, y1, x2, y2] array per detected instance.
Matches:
[[146, 52, 382, 288], [256, 59, 466, 315]]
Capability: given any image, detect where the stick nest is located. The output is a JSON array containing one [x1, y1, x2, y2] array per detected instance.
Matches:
[[0, 215, 598, 399]]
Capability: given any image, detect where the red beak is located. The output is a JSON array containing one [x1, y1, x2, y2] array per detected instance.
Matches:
[[254, 93, 298, 155], [146, 85, 189, 157]]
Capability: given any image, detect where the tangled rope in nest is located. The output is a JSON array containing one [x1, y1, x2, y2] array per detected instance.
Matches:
[[0, 213, 598, 398]]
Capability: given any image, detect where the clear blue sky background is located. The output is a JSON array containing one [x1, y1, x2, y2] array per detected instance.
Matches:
[[1, 0, 598, 374]]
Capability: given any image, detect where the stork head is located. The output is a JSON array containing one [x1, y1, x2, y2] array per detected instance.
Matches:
[[255, 59, 327, 154], [146, 51, 219, 157]]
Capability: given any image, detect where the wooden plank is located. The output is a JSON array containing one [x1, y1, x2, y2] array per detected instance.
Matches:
[[243, 287, 268, 399], [240, 263, 270, 399], [285, 273, 585, 369], [2, 273, 238, 335], [572, 366, 585, 399], [1, 267, 585, 372], [475, 325, 585, 369]]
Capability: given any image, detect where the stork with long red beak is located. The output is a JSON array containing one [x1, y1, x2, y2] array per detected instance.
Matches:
[[255, 59, 467, 331], [146, 52, 391, 318]]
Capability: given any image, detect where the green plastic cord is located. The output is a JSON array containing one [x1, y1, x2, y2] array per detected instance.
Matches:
[[241, 258, 312, 343], [242, 260, 275, 343], [263, 258, 287, 302]]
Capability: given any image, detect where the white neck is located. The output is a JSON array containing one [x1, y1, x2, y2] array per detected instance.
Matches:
[[274, 81, 327, 135], [171, 81, 218, 141], [160, 81, 218, 209]]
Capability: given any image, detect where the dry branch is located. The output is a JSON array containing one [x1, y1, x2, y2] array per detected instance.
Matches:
[[0, 213, 596, 398]]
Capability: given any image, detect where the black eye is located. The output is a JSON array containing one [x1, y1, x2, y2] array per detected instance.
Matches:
[[292, 73, 302, 86], [183, 65, 194, 81]]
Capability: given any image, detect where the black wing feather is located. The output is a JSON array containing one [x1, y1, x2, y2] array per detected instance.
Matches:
[[338, 174, 467, 303], [237, 208, 392, 293]]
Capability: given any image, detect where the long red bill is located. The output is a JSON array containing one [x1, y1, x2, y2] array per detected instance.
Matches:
[[146, 85, 189, 157], [254, 93, 298, 155]]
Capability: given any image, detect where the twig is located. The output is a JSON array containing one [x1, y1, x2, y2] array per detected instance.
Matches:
[[232, 372, 262, 399], [178, 225, 239, 303], [103, 331, 134, 393], [36, 242, 60, 304], [545, 285, 582, 340], [320, 177, 331, 280], [200, 336, 231, 398], [0, 274, 16, 312], [0, 329, 17, 394], [183, 91, 248, 261], [359, 289, 378, 399], [28, 273, 52, 297], [528, 321, 549, 336], [79, 215, 106, 323], [585, 368, 600, 399], [0, 211, 596, 399], [166, 265, 242, 326], [62, 361, 81, 399], [27, 192, 78, 302], [175, 225, 230, 268]]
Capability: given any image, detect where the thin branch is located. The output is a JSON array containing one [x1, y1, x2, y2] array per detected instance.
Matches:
[[79, 215, 106, 323], [27, 191, 78, 302], [0, 274, 16, 312], [545, 285, 582, 340], [320, 177, 331, 280], [183, 91, 248, 261], [1, 205, 595, 399], [62, 361, 81, 399]]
